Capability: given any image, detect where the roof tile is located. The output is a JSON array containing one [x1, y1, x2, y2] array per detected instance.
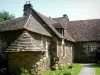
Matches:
[[54, 17, 100, 41], [0, 14, 51, 37]]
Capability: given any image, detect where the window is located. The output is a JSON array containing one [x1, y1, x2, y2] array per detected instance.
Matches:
[[88, 45, 96, 52], [56, 28, 64, 35]]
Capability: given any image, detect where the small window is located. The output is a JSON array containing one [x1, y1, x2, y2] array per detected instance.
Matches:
[[88, 45, 96, 52], [56, 28, 64, 35]]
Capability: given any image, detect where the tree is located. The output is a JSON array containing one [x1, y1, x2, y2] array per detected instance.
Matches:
[[0, 11, 15, 22]]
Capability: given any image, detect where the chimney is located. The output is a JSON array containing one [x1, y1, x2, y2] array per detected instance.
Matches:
[[63, 14, 69, 21], [23, 1, 33, 16], [49, 16, 51, 18]]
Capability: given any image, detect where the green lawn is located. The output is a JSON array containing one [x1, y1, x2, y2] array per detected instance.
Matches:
[[43, 64, 83, 75], [91, 63, 100, 75], [72, 64, 83, 75]]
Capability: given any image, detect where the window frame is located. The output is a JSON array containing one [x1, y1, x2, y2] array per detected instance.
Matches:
[[88, 45, 96, 52]]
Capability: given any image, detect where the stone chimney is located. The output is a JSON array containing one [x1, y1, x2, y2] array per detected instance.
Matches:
[[23, 1, 33, 16], [63, 14, 69, 21]]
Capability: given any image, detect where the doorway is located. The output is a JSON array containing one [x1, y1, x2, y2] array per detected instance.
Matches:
[[96, 47, 100, 63]]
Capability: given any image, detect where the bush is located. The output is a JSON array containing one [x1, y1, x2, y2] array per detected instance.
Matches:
[[9, 68, 31, 75], [20, 68, 31, 75], [0, 68, 7, 75], [43, 65, 72, 75], [43, 64, 83, 75]]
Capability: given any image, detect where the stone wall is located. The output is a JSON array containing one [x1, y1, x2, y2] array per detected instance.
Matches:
[[0, 30, 23, 59], [74, 42, 100, 62], [8, 52, 50, 75], [57, 40, 74, 65], [1, 30, 51, 74]]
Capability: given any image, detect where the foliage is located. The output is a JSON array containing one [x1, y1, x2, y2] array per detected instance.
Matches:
[[20, 68, 31, 75], [43, 64, 83, 75], [0, 11, 15, 22], [9, 68, 31, 75], [91, 63, 100, 75], [43, 69, 71, 75], [0, 68, 7, 75]]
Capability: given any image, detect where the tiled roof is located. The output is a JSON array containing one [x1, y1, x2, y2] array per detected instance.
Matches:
[[24, 15, 51, 37], [0, 16, 28, 31], [53, 23, 64, 28], [53, 17, 69, 28], [54, 17, 100, 42], [53, 17, 65, 23], [0, 14, 51, 37], [64, 30, 75, 42], [53, 17, 75, 41], [36, 12, 65, 39], [67, 19, 100, 41]]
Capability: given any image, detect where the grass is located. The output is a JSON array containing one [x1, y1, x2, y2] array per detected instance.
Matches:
[[91, 63, 100, 75], [43, 64, 83, 75], [72, 64, 83, 75]]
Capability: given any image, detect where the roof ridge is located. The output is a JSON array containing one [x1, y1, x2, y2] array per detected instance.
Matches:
[[39, 13, 65, 28], [34, 11, 65, 39], [24, 14, 31, 28], [69, 18, 100, 22], [23, 14, 51, 37], [35, 11, 58, 24], [41, 14, 65, 28], [52, 17, 63, 19]]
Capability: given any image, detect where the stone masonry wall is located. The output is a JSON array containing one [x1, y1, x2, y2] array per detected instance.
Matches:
[[74, 42, 100, 62], [3, 30, 50, 75], [8, 52, 50, 75], [57, 40, 74, 65], [6, 31, 44, 52]]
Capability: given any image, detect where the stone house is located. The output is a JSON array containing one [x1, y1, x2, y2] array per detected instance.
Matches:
[[1, 2, 100, 75], [53, 18, 100, 63], [0, 3, 74, 74]]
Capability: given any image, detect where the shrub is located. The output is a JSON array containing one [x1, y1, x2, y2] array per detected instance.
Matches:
[[20, 68, 31, 75]]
